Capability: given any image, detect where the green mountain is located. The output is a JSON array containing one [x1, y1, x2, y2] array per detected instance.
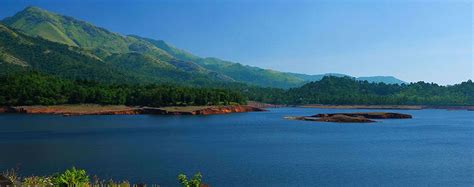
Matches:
[[356, 76, 406, 84], [1, 6, 220, 78], [129, 35, 306, 88], [2, 6, 406, 88], [0, 23, 232, 86], [132, 35, 407, 86]]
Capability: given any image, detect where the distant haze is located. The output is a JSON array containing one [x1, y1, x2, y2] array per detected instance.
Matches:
[[0, 0, 472, 85]]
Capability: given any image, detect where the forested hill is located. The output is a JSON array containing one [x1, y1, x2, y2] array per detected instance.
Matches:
[[1, 6, 406, 88], [248, 76, 474, 106], [0, 23, 227, 86]]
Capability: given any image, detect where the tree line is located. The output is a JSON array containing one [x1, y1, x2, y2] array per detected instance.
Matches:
[[1, 72, 472, 107], [244, 76, 474, 106], [0, 72, 246, 106]]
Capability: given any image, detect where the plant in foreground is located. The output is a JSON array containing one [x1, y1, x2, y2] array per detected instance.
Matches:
[[51, 167, 89, 186], [1, 167, 19, 183], [23, 175, 53, 186], [178, 172, 202, 187]]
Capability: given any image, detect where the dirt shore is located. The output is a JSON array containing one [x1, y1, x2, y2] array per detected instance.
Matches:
[[0, 105, 265, 116]]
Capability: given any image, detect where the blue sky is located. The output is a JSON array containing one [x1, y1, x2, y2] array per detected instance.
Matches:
[[0, 0, 472, 84]]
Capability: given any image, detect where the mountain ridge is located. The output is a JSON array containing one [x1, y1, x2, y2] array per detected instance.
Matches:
[[1, 6, 407, 88]]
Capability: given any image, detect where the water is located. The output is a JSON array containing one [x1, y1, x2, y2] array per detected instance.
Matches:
[[0, 108, 472, 186]]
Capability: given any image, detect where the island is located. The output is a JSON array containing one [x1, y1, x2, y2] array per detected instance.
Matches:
[[285, 112, 412, 123], [0, 105, 266, 116]]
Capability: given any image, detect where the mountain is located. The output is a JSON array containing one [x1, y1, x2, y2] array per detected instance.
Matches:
[[129, 35, 308, 88], [0, 23, 235, 86], [356, 76, 406, 84], [1, 6, 406, 88], [131, 34, 407, 86]]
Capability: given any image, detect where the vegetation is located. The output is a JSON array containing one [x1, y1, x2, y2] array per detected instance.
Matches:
[[0, 167, 177, 186], [51, 167, 89, 186], [245, 76, 474, 106], [178, 172, 203, 187], [0, 72, 246, 106], [0, 7, 471, 107]]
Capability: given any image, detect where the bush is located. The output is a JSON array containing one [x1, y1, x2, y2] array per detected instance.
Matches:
[[23, 176, 53, 186], [178, 172, 202, 187], [51, 167, 89, 186]]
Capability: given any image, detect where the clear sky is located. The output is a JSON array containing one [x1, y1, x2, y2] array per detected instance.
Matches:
[[0, 0, 472, 84]]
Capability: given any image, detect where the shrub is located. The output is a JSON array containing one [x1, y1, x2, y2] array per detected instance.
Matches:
[[23, 176, 53, 186], [178, 172, 202, 187], [51, 167, 89, 186]]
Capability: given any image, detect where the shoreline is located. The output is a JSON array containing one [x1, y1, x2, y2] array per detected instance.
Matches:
[[0, 105, 266, 116]]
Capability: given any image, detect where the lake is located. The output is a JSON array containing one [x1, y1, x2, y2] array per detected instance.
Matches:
[[0, 108, 472, 186]]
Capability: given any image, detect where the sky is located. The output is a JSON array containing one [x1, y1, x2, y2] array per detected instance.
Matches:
[[0, 0, 472, 84]]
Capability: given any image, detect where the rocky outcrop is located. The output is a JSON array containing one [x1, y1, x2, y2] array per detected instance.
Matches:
[[312, 112, 412, 119], [142, 105, 265, 115], [286, 112, 411, 123], [285, 115, 375, 123], [194, 105, 265, 115], [316, 114, 376, 123]]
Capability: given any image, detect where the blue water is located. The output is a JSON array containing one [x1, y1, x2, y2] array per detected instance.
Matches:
[[0, 108, 472, 186]]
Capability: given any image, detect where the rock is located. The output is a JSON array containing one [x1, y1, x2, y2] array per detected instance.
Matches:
[[312, 112, 412, 119], [317, 114, 375, 123], [286, 115, 374, 123], [286, 112, 411, 123], [193, 105, 265, 115], [143, 105, 266, 115]]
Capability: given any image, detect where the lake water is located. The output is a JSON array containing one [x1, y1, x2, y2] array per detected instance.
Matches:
[[0, 108, 472, 186]]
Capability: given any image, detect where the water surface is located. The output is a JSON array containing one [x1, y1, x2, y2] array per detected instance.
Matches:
[[0, 108, 472, 186]]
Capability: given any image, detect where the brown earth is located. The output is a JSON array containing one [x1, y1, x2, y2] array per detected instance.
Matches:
[[0, 105, 265, 116], [286, 112, 411, 123], [143, 105, 266, 115], [312, 112, 412, 119], [285, 115, 375, 123]]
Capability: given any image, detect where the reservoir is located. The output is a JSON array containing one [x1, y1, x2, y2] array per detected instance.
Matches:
[[0, 108, 472, 186]]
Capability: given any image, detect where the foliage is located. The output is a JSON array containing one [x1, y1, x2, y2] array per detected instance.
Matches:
[[178, 172, 202, 187], [1, 168, 203, 186], [0, 72, 247, 106], [51, 167, 89, 186], [248, 76, 474, 106], [91, 176, 131, 187], [22, 176, 53, 186], [1, 167, 19, 183]]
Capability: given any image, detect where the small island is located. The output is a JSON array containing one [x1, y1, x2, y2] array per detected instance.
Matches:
[[285, 112, 412, 123]]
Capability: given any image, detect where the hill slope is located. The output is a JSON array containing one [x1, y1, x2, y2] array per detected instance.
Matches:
[[2, 6, 407, 88], [0, 23, 231, 86]]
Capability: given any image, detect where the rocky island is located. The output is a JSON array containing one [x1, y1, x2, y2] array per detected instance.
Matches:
[[286, 112, 412, 123]]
